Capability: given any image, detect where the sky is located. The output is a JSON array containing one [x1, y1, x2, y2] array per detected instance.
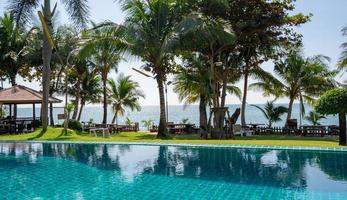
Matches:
[[0, 0, 346, 106]]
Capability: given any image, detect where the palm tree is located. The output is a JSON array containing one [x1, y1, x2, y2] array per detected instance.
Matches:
[[251, 101, 288, 128], [77, 68, 102, 121], [305, 111, 326, 126], [250, 50, 336, 125], [80, 23, 128, 125], [173, 53, 241, 129], [7, 0, 90, 132], [121, 0, 184, 137], [0, 13, 29, 86], [339, 26, 347, 71], [142, 119, 154, 131], [107, 73, 145, 124]]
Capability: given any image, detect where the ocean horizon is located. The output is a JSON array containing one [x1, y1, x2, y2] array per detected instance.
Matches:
[[12, 103, 339, 129]]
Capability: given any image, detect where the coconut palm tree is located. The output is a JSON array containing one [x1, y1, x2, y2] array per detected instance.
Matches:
[[142, 119, 154, 131], [251, 101, 288, 128], [121, 0, 185, 137], [80, 23, 128, 125], [0, 13, 28, 86], [108, 73, 145, 124], [7, 0, 90, 132], [305, 111, 326, 126], [77, 68, 102, 121], [250, 50, 336, 125]]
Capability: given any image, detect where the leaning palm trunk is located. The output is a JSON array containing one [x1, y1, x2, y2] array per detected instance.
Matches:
[[72, 78, 81, 120], [156, 73, 167, 137], [240, 70, 249, 126], [41, 0, 53, 132], [111, 113, 117, 124], [77, 100, 85, 121], [285, 97, 295, 126]]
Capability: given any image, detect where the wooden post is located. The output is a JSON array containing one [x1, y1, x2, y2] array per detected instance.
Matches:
[[33, 103, 36, 130]]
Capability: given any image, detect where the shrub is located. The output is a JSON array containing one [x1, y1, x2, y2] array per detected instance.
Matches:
[[64, 119, 82, 131]]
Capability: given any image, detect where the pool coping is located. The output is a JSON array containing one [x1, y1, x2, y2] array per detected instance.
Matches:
[[0, 140, 347, 152]]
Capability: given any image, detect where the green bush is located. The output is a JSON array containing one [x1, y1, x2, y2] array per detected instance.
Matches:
[[65, 120, 82, 131]]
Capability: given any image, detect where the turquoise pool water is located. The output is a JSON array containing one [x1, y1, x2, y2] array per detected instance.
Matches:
[[0, 143, 346, 200]]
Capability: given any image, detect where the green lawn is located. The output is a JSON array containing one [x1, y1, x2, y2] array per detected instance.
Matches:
[[0, 127, 342, 148]]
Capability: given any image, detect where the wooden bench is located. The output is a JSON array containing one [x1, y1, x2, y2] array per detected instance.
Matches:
[[89, 128, 110, 138]]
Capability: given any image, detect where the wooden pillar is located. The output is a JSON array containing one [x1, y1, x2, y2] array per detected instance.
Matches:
[[33, 103, 36, 130]]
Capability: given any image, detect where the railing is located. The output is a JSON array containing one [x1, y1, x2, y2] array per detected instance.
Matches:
[[253, 125, 339, 136]]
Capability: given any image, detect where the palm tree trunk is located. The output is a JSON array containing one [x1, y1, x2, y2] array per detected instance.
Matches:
[[77, 101, 85, 122], [339, 113, 346, 146], [41, 0, 53, 132], [49, 102, 54, 126], [111, 113, 117, 124], [241, 70, 249, 126], [72, 78, 81, 120], [102, 76, 107, 125], [10, 75, 17, 119], [199, 95, 208, 129], [156, 73, 167, 137], [286, 97, 295, 126], [221, 68, 228, 108]]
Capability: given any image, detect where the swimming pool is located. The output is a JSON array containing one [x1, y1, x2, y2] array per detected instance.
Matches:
[[0, 142, 346, 200]]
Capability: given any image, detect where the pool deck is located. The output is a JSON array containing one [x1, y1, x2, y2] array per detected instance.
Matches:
[[1, 140, 347, 152]]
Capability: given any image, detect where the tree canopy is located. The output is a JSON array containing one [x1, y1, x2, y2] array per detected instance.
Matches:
[[315, 88, 347, 115]]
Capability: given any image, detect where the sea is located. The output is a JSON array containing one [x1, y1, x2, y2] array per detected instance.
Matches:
[[13, 104, 339, 130]]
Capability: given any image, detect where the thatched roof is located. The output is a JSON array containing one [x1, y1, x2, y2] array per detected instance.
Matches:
[[0, 85, 62, 104]]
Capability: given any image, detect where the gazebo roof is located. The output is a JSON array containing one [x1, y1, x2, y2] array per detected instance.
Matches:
[[0, 85, 62, 104]]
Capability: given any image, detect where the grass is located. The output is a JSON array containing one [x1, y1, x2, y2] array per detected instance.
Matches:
[[0, 127, 340, 147], [0, 127, 342, 148]]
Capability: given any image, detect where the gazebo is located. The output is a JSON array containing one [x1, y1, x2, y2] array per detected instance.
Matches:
[[0, 85, 62, 133]]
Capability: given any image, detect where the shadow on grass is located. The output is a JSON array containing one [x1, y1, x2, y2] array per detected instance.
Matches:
[[28, 130, 46, 140]]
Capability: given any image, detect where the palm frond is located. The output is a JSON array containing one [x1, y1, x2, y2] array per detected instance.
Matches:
[[7, 0, 39, 26], [62, 0, 90, 28]]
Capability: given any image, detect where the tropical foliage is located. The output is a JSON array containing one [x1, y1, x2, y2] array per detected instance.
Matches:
[[108, 73, 145, 124], [250, 50, 336, 125], [305, 111, 326, 126], [315, 88, 347, 145], [7, 0, 90, 131], [251, 101, 288, 128]]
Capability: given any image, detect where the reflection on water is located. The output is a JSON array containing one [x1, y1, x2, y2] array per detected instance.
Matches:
[[0, 142, 347, 199]]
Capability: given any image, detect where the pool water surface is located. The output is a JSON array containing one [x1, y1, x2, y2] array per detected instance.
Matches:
[[0, 142, 346, 200]]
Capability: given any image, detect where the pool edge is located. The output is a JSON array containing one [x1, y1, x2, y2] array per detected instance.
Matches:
[[0, 140, 346, 152]]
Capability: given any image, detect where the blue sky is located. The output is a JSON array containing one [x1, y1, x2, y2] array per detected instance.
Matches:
[[0, 0, 346, 106]]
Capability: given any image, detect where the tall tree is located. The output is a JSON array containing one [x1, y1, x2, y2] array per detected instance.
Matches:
[[250, 50, 336, 125], [173, 53, 241, 129], [218, 0, 310, 126], [77, 67, 102, 121], [7, 0, 90, 132], [122, 0, 187, 136], [80, 23, 127, 125], [107, 73, 145, 124], [0, 13, 38, 86]]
